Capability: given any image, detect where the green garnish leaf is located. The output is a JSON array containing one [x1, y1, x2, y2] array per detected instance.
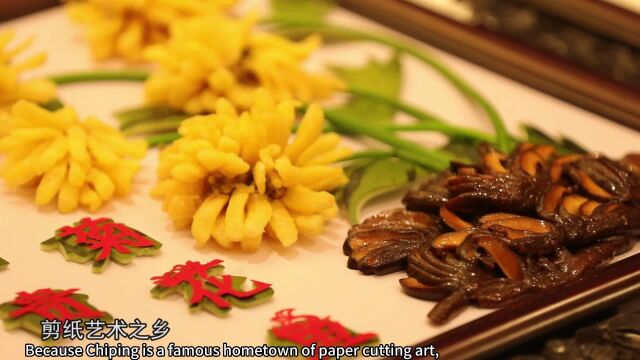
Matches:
[[0, 257, 8, 270], [271, 0, 336, 22], [339, 158, 425, 224], [440, 136, 483, 164], [330, 53, 403, 125], [522, 124, 587, 154], [559, 137, 588, 154]]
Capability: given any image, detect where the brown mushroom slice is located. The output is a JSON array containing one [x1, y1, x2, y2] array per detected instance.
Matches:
[[432, 228, 475, 250], [479, 214, 539, 239], [622, 153, 640, 176], [348, 231, 403, 259], [458, 236, 497, 269], [550, 154, 581, 182], [348, 234, 426, 275], [518, 143, 535, 152], [346, 208, 440, 241], [562, 194, 590, 215], [602, 203, 621, 213], [481, 216, 553, 234], [400, 277, 451, 301], [457, 167, 477, 175], [346, 229, 430, 274], [440, 206, 473, 230], [579, 200, 601, 216], [347, 228, 417, 254], [478, 212, 522, 224], [492, 227, 530, 240], [476, 237, 524, 280], [573, 170, 614, 199], [344, 209, 443, 275], [534, 144, 556, 160], [520, 150, 545, 176], [446, 172, 550, 217], [542, 184, 568, 212], [483, 151, 508, 174], [403, 174, 451, 214]]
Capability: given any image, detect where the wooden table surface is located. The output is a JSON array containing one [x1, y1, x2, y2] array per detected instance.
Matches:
[[0, 0, 60, 22]]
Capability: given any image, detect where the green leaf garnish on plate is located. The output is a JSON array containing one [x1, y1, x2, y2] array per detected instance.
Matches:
[[338, 158, 426, 224], [440, 136, 483, 164], [523, 124, 587, 155], [330, 53, 403, 125]]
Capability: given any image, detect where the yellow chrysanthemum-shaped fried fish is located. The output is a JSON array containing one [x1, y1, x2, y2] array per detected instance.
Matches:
[[66, 0, 236, 62], [0, 101, 147, 213], [144, 14, 344, 114], [0, 31, 57, 133], [151, 93, 351, 251]]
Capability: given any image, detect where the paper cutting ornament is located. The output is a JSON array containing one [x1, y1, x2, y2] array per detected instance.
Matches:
[[0, 288, 112, 339], [151, 259, 273, 317], [41, 217, 162, 273], [268, 309, 378, 359]]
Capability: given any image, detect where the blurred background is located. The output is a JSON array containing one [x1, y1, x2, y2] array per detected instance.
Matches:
[[341, 0, 640, 130], [1, 0, 60, 21], [3, 0, 639, 129]]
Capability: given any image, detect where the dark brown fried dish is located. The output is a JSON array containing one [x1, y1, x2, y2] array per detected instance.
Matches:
[[344, 143, 640, 324], [344, 208, 442, 275]]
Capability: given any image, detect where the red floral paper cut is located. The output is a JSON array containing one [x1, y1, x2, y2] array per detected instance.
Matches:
[[271, 309, 378, 358], [9, 289, 103, 321], [151, 260, 271, 308], [57, 218, 154, 261]]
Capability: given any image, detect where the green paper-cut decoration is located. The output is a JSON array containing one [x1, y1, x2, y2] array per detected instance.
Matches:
[[150, 260, 273, 317], [41, 217, 162, 273], [267, 309, 379, 359], [0, 288, 112, 339]]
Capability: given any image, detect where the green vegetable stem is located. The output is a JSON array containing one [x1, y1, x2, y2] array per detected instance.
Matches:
[[49, 70, 149, 85], [264, 17, 514, 152]]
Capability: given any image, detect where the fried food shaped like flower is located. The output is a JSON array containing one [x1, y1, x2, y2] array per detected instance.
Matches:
[[144, 14, 344, 114], [151, 93, 351, 251], [0, 101, 147, 213], [0, 31, 57, 132], [66, 0, 236, 62]]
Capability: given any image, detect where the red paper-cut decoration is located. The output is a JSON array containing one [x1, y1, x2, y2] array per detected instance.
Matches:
[[9, 289, 104, 321], [271, 309, 378, 358], [57, 218, 154, 261], [151, 260, 271, 308]]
